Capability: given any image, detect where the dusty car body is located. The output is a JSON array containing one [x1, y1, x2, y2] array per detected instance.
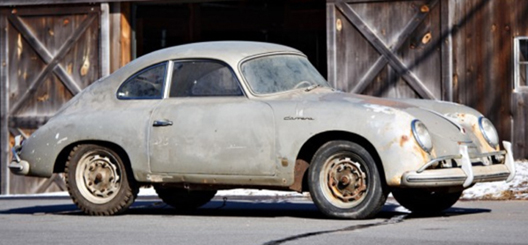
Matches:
[[10, 41, 515, 218]]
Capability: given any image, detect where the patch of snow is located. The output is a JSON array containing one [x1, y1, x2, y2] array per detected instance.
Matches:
[[138, 187, 306, 198], [462, 160, 528, 200]]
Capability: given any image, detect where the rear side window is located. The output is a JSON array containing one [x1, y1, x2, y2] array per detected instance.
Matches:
[[169, 60, 243, 97], [117, 63, 167, 99]]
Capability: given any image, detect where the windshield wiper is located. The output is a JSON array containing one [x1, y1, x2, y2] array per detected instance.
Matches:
[[305, 84, 321, 92]]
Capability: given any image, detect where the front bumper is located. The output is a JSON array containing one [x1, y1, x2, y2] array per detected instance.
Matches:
[[401, 141, 516, 188], [9, 135, 30, 176]]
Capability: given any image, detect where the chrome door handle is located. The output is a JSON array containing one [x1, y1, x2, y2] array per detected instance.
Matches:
[[153, 119, 173, 127]]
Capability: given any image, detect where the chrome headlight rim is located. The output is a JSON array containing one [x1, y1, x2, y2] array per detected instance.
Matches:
[[478, 117, 499, 148], [411, 119, 433, 153]]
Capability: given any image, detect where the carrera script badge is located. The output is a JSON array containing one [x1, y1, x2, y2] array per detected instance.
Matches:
[[284, 116, 314, 121]]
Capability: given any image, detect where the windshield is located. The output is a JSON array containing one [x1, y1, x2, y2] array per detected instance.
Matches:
[[241, 54, 329, 94]]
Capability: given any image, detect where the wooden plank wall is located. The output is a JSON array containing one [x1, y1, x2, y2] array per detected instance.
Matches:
[[0, 10, 8, 195], [329, 0, 444, 99], [450, 0, 528, 158]]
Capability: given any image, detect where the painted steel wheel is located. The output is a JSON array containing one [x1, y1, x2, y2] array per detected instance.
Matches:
[[392, 188, 462, 213], [66, 144, 137, 215], [308, 140, 387, 219], [155, 186, 217, 210]]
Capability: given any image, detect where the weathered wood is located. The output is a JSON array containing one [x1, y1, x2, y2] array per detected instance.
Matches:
[[121, 2, 132, 67], [326, 3, 337, 87], [351, 0, 439, 95], [1, 10, 9, 195], [9, 116, 52, 129], [512, 93, 526, 157], [328, 0, 427, 2], [336, 1, 437, 99], [7, 14, 82, 97], [511, 0, 528, 158], [101, 3, 111, 77], [496, 0, 515, 157], [8, 14, 96, 115], [0, 0, 188, 6], [35, 174, 66, 193], [110, 2, 121, 73], [8, 5, 99, 16], [440, 0, 453, 101]]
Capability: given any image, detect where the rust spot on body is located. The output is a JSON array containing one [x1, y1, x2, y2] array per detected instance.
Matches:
[[289, 159, 309, 192], [281, 158, 289, 167], [411, 144, 429, 164], [400, 135, 409, 147]]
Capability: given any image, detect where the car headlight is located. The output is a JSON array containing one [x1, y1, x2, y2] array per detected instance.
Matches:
[[478, 117, 499, 148], [411, 120, 433, 153]]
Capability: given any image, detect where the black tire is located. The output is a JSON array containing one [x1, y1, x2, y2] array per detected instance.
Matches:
[[65, 144, 138, 216], [308, 140, 387, 219], [155, 186, 217, 210], [392, 188, 462, 213]]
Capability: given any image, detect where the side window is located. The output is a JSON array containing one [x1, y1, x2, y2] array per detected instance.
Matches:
[[169, 60, 243, 97], [515, 37, 528, 91], [117, 63, 167, 99]]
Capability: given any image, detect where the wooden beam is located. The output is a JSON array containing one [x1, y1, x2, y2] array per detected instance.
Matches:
[[328, 0, 421, 2], [336, 1, 437, 99], [110, 2, 121, 73], [352, 0, 439, 94], [440, 0, 454, 101], [0, 0, 231, 7], [0, 10, 9, 195], [326, 3, 337, 88], [8, 14, 96, 116], [7, 6, 97, 16], [9, 116, 52, 129], [121, 2, 132, 67], [101, 3, 111, 77], [35, 174, 66, 193], [7, 14, 83, 96]]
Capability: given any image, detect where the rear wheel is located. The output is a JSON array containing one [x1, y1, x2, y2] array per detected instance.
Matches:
[[392, 188, 462, 213], [155, 186, 217, 210], [65, 144, 138, 215], [308, 140, 387, 219]]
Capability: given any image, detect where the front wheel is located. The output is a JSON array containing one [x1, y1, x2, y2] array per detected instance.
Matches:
[[65, 144, 138, 215], [392, 188, 462, 213], [308, 141, 387, 219]]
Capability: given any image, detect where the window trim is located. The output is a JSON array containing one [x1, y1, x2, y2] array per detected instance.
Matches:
[[167, 59, 245, 98], [116, 62, 169, 100], [514, 37, 528, 92]]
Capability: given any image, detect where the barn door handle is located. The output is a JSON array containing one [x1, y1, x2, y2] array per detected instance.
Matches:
[[153, 119, 173, 127]]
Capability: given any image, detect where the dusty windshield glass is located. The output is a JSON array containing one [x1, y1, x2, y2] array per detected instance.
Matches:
[[241, 54, 329, 94]]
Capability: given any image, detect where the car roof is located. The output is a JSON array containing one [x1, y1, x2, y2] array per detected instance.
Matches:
[[125, 41, 304, 69]]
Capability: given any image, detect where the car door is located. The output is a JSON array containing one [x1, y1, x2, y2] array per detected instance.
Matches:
[[148, 60, 276, 176]]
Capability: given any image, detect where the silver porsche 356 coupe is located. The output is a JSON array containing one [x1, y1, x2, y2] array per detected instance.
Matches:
[[10, 41, 515, 219]]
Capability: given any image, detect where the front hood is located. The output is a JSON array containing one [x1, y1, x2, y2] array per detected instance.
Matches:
[[279, 90, 490, 155]]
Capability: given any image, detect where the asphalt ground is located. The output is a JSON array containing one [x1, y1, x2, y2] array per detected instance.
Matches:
[[0, 196, 526, 245]]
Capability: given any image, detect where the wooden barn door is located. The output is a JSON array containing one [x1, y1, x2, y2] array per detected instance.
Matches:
[[327, 0, 449, 100], [0, 5, 101, 194]]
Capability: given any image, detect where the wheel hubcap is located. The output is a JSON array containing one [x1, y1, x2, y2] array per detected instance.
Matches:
[[323, 157, 367, 207], [77, 153, 121, 204]]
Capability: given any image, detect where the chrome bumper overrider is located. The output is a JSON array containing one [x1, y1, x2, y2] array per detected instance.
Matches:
[[401, 141, 516, 188], [9, 135, 30, 175]]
